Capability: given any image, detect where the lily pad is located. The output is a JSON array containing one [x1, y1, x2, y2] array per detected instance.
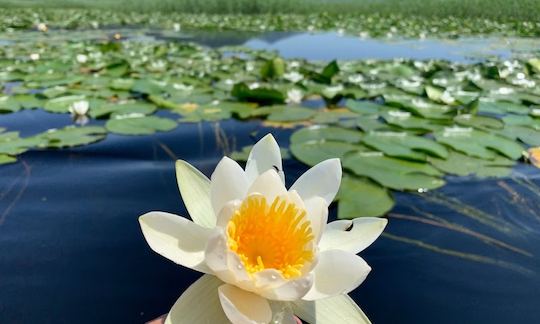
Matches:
[[434, 127, 524, 160], [337, 176, 394, 218], [362, 131, 448, 161], [105, 116, 177, 135], [290, 126, 362, 144], [44, 95, 87, 113], [36, 126, 107, 148], [290, 140, 364, 167], [429, 150, 514, 178], [343, 151, 445, 190]]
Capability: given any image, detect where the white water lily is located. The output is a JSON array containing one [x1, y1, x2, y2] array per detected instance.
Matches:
[[36, 23, 48, 32], [29, 53, 40, 61], [69, 100, 90, 125], [69, 100, 89, 116], [139, 134, 387, 324], [76, 54, 88, 64], [286, 89, 304, 104], [283, 71, 303, 83]]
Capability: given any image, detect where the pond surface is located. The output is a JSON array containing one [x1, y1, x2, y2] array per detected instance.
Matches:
[[1, 27, 540, 324], [1, 109, 540, 323], [3, 28, 540, 62]]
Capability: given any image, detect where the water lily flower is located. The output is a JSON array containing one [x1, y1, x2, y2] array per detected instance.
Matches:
[[76, 54, 88, 64], [283, 71, 303, 83], [139, 134, 387, 324], [286, 89, 303, 104], [69, 100, 90, 125], [36, 23, 48, 32], [29, 53, 40, 61]]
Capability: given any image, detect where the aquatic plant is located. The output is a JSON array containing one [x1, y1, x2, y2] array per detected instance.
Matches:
[[139, 134, 387, 323]]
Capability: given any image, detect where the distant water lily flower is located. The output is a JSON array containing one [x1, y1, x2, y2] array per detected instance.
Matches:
[[139, 134, 387, 324], [29, 53, 40, 61], [283, 71, 303, 83], [69, 100, 89, 125], [76, 54, 88, 64], [286, 89, 303, 104], [36, 23, 48, 32], [173, 23, 181, 32]]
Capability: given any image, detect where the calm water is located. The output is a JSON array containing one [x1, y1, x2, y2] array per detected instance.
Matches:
[[1, 109, 540, 323], [1, 30, 540, 323]]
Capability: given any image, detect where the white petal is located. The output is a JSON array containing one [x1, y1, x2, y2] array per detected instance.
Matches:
[[218, 284, 272, 324], [175, 160, 215, 228], [211, 157, 249, 215], [205, 229, 236, 283], [139, 211, 212, 273], [283, 190, 305, 209], [257, 274, 314, 301], [205, 229, 250, 285], [302, 250, 370, 301], [292, 294, 371, 324], [304, 196, 328, 242], [245, 134, 284, 184], [268, 301, 297, 324], [319, 218, 388, 254], [290, 159, 342, 205], [216, 200, 241, 228], [165, 275, 229, 324], [247, 170, 287, 203]]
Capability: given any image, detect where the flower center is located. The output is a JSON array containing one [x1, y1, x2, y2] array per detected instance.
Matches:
[[226, 195, 314, 279]]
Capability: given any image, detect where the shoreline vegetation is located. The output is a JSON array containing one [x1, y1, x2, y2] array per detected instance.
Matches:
[[0, 0, 539, 22], [0, 7, 540, 38]]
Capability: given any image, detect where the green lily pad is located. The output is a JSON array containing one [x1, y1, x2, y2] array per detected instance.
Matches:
[[105, 116, 177, 135], [291, 140, 364, 167], [454, 114, 504, 130], [337, 176, 394, 218], [44, 95, 87, 113], [36, 126, 107, 148], [290, 126, 362, 144], [362, 131, 448, 161], [0, 131, 43, 155], [343, 151, 445, 190], [232, 83, 285, 105], [266, 106, 316, 122], [0, 154, 17, 165], [434, 127, 524, 160], [429, 150, 514, 178], [90, 101, 157, 119]]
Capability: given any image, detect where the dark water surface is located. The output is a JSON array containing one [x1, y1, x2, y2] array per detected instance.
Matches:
[[1, 110, 540, 323]]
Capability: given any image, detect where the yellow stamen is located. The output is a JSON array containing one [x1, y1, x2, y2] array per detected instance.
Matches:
[[226, 195, 314, 279]]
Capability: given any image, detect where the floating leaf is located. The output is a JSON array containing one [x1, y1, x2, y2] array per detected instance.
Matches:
[[434, 127, 524, 160], [343, 152, 445, 190], [454, 114, 504, 130], [290, 126, 362, 144], [106, 116, 177, 135], [266, 106, 316, 122], [362, 131, 448, 161], [36, 126, 107, 148], [90, 101, 157, 119], [337, 176, 394, 218], [232, 83, 285, 105], [44, 95, 87, 113], [429, 150, 514, 178], [0, 154, 16, 165], [0, 131, 43, 155], [291, 140, 364, 167]]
